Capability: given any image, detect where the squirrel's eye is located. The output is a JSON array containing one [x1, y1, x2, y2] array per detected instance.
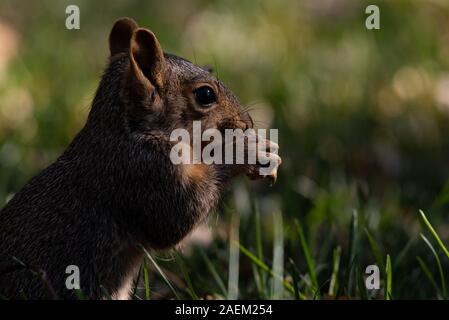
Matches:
[[194, 86, 216, 107]]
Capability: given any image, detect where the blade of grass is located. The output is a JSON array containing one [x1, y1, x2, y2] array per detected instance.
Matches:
[[143, 259, 150, 300], [364, 228, 385, 274], [288, 258, 302, 300], [253, 201, 266, 295], [271, 211, 284, 299], [235, 241, 306, 298], [254, 201, 263, 261], [420, 234, 447, 298], [419, 210, 449, 259], [131, 264, 143, 299], [343, 210, 359, 297], [356, 266, 368, 300], [295, 219, 318, 289], [416, 256, 441, 298], [393, 237, 415, 270], [140, 245, 180, 299], [328, 246, 341, 297], [313, 279, 331, 300], [175, 251, 199, 300], [198, 247, 227, 297], [251, 263, 264, 298], [227, 213, 240, 300], [385, 254, 392, 300]]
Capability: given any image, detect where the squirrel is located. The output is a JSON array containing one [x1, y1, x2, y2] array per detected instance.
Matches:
[[0, 17, 281, 299]]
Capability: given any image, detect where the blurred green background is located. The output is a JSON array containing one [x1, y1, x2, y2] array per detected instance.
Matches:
[[2, 0, 449, 299]]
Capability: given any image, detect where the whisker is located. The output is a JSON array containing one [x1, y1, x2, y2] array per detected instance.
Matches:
[[212, 55, 220, 81], [189, 42, 198, 65], [253, 120, 271, 126]]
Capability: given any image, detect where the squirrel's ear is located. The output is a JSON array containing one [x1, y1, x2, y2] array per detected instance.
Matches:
[[109, 18, 139, 56], [130, 28, 165, 89]]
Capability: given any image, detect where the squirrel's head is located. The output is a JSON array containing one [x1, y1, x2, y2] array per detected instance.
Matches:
[[106, 17, 253, 138]]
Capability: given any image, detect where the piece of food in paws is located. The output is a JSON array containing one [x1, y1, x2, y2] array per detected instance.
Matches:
[[246, 137, 281, 183], [258, 152, 282, 184]]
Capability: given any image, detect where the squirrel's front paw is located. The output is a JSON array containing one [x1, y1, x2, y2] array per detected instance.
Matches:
[[245, 137, 281, 184]]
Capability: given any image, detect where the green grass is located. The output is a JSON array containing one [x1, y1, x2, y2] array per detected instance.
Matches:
[[127, 204, 449, 300], [385, 254, 392, 300], [420, 210, 449, 260]]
